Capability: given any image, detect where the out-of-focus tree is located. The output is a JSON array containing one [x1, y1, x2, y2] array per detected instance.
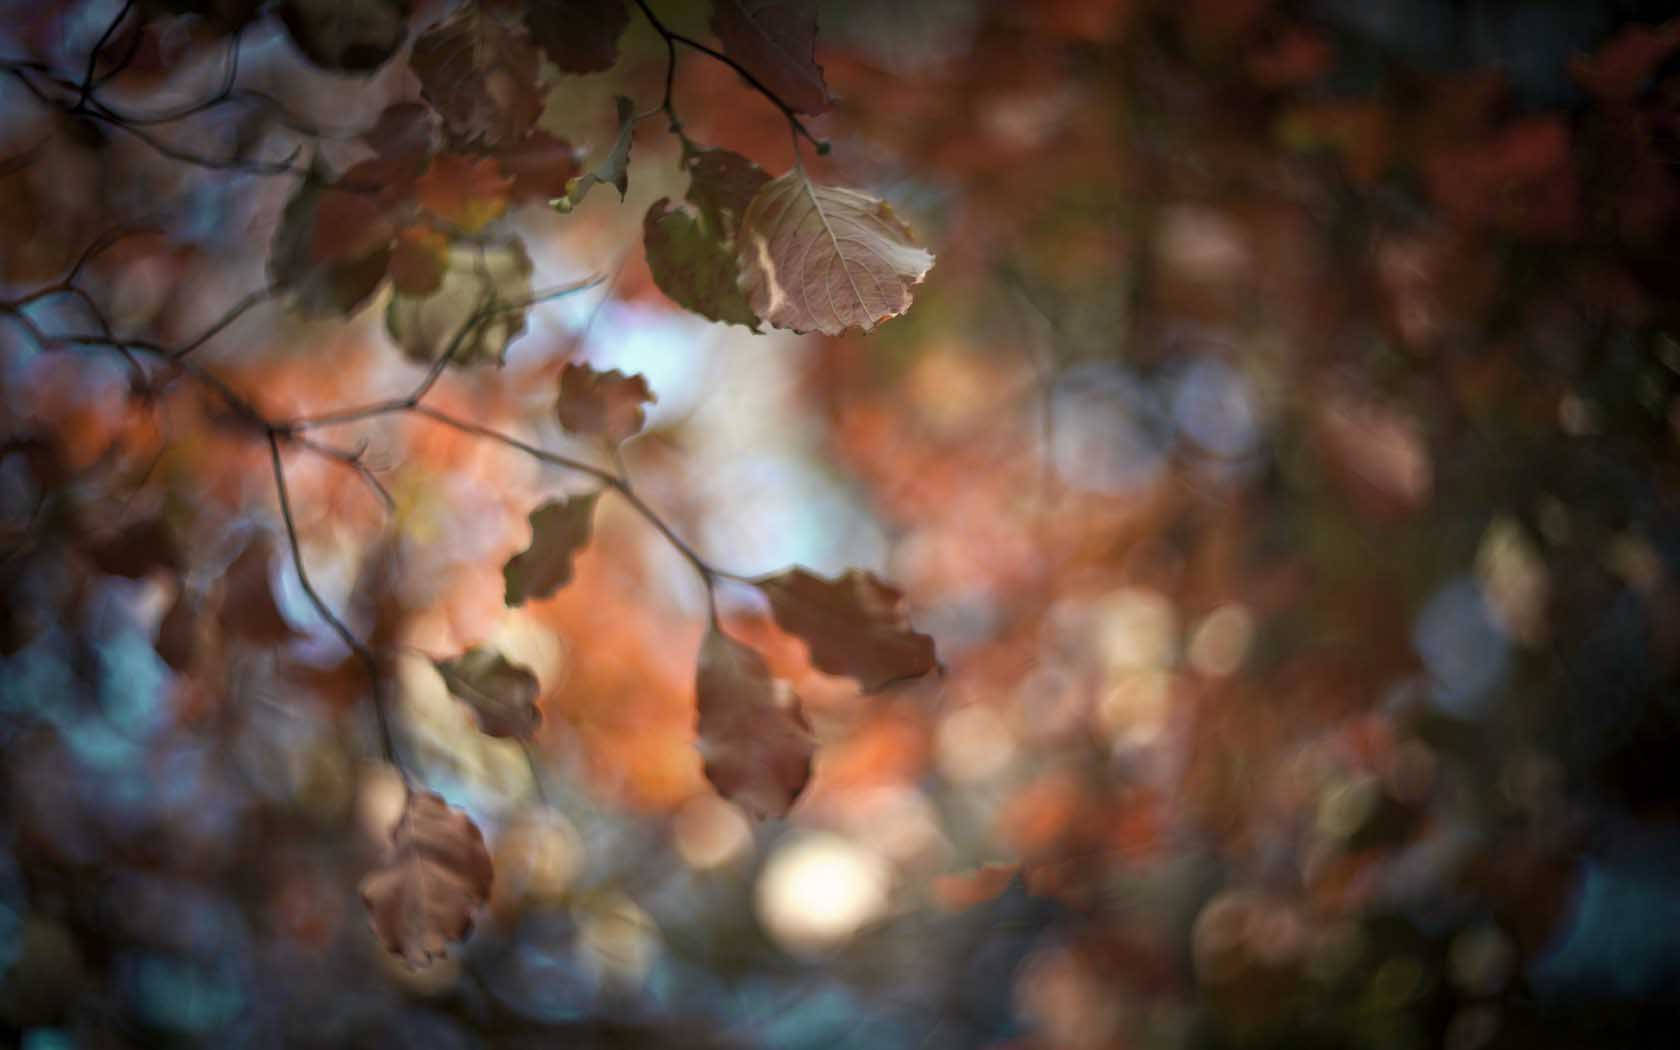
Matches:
[[5, 1, 1680, 1048]]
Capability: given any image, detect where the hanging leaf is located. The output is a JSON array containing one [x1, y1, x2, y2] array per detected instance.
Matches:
[[644, 146, 769, 326], [279, 0, 409, 74], [554, 363, 655, 443], [360, 790, 495, 967], [755, 568, 936, 690], [695, 626, 814, 818], [388, 226, 450, 296], [433, 646, 542, 739], [503, 492, 600, 606], [414, 153, 513, 233], [362, 102, 439, 162], [525, 0, 630, 74], [554, 96, 635, 212], [385, 238, 533, 367], [411, 5, 546, 148], [710, 0, 831, 116], [736, 171, 934, 335], [269, 175, 392, 317]]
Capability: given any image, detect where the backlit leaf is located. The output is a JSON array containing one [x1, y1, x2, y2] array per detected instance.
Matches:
[[736, 171, 934, 335], [496, 129, 581, 202], [642, 147, 769, 328], [269, 175, 392, 317], [360, 790, 494, 967], [415, 153, 513, 232], [695, 626, 814, 818], [525, 0, 630, 74], [388, 226, 450, 296], [433, 646, 542, 739], [411, 5, 546, 148], [503, 492, 600, 606], [385, 238, 533, 366], [554, 363, 655, 443], [555, 96, 634, 212], [711, 0, 831, 115], [755, 568, 936, 690]]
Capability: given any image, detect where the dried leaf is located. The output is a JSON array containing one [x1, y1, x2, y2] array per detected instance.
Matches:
[[360, 790, 494, 967], [415, 153, 513, 232], [434, 646, 542, 739], [736, 171, 934, 335], [695, 626, 814, 818], [555, 96, 634, 211], [503, 492, 599, 606], [496, 129, 581, 202], [385, 238, 533, 366], [525, 0, 630, 74], [554, 363, 655, 443], [755, 568, 935, 690], [711, 0, 831, 115], [86, 516, 181, 579], [362, 102, 439, 161], [279, 0, 408, 74], [411, 6, 546, 148], [269, 174, 392, 317]]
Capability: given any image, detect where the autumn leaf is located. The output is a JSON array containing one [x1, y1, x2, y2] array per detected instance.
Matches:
[[221, 534, 300, 644], [554, 363, 655, 443], [555, 96, 634, 212], [362, 102, 439, 162], [279, 0, 408, 74], [503, 492, 600, 606], [736, 171, 934, 335], [385, 238, 533, 366], [310, 184, 400, 262], [495, 129, 581, 203], [643, 147, 769, 328], [525, 0, 630, 74], [360, 790, 495, 968], [388, 226, 450, 296], [711, 0, 831, 116], [695, 626, 814, 818], [269, 173, 391, 317], [411, 5, 546, 148], [86, 516, 181, 579], [415, 153, 513, 232], [1570, 19, 1680, 102], [433, 646, 542, 739], [755, 568, 936, 690]]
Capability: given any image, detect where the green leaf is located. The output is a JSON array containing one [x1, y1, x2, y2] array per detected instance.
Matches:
[[433, 646, 542, 739], [554, 96, 635, 211], [503, 492, 600, 606], [695, 626, 814, 818], [642, 146, 770, 328], [754, 567, 936, 690], [736, 170, 934, 335]]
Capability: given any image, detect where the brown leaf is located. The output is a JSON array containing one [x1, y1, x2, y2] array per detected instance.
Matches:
[[711, 0, 831, 116], [362, 102, 439, 162], [86, 516, 181, 579], [388, 226, 450, 297], [755, 568, 936, 690], [554, 363, 655, 443], [503, 492, 599, 606], [279, 0, 408, 74], [695, 626, 814, 818], [496, 129, 581, 202], [736, 171, 934, 335], [525, 0, 629, 74], [433, 646, 541, 739], [221, 534, 300, 644], [360, 790, 494, 967], [411, 6, 546, 148], [1571, 19, 1680, 102], [269, 173, 393, 318], [415, 154, 513, 232], [310, 185, 400, 262]]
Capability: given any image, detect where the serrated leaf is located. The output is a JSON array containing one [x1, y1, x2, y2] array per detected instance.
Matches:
[[554, 363, 655, 443], [555, 96, 634, 211], [695, 626, 814, 818], [711, 0, 831, 116], [503, 492, 599, 606], [385, 238, 532, 367], [433, 646, 541, 739], [415, 153, 513, 232], [736, 171, 934, 335], [279, 0, 408, 74], [411, 5, 545, 148], [525, 0, 629, 74], [755, 568, 935, 690], [360, 790, 494, 968]]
